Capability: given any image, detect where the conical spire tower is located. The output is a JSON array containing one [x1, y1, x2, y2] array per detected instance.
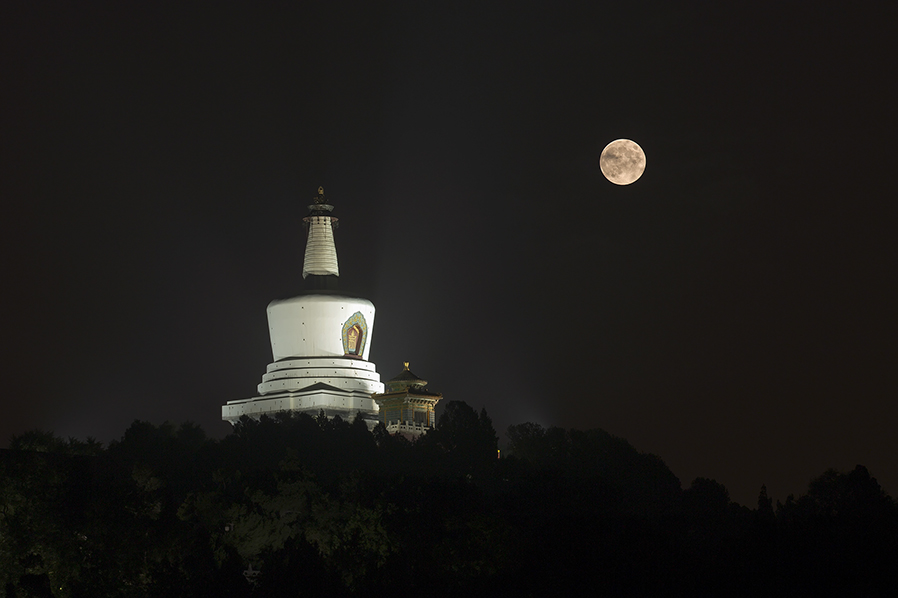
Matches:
[[302, 186, 340, 281], [222, 187, 384, 426]]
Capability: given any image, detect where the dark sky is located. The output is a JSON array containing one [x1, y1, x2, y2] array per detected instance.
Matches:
[[2, 1, 896, 505]]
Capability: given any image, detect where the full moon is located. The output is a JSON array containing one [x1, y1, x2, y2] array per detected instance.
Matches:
[[599, 139, 646, 185]]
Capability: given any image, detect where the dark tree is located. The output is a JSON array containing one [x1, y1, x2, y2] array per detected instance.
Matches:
[[422, 401, 498, 475]]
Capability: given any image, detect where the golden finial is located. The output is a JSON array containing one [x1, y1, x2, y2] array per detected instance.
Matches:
[[403, 362, 409, 370], [313, 186, 326, 204]]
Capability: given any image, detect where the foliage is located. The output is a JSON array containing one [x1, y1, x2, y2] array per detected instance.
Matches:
[[1, 410, 897, 596]]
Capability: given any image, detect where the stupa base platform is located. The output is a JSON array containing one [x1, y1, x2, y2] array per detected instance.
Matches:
[[222, 384, 379, 429]]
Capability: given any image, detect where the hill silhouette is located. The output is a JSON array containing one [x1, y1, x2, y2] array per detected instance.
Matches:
[[1, 401, 896, 596]]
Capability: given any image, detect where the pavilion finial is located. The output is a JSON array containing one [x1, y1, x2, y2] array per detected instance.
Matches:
[[403, 361, 409, 370]]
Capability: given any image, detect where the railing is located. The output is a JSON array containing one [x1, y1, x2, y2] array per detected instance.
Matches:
[[385, 421, 432, 431]]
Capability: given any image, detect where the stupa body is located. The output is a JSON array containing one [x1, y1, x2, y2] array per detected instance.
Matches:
[[222, 188, 383, 425]]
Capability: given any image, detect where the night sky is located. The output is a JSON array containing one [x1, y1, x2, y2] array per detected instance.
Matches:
[[2, 2, 896, 506]]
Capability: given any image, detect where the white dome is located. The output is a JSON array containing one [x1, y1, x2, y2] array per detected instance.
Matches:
[[267, 293, 377, 362]]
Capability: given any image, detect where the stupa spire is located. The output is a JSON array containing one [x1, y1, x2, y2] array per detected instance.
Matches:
[[302, 186, 340, 282]]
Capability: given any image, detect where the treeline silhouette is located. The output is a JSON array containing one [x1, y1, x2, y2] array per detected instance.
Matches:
[[1, 401, 896, 597]]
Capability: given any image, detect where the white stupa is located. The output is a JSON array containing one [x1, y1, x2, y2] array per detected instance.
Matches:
[[222, 187, 384, 425]]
